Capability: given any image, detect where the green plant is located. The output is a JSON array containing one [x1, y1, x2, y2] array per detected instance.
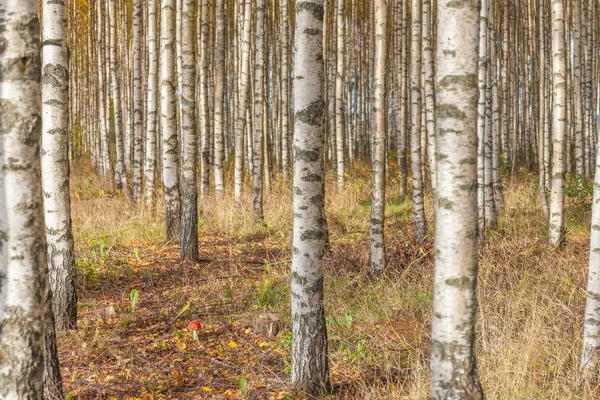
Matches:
[[130, 289, 139, 314], [279, 333, 292, 347], [238, 376, 248, 398]]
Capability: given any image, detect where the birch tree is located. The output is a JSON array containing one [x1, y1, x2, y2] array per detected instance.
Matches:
[[423, 0, 436, 194], [291, 0, 330, 395], [334, 0, 345, 190], [0, 0, 47, 394], [144, 0, 159, 206], [430, 0, 484, 397], [234, 0, 252, 203], [213, 0, 226, 195], [132, 0, 144, 202], [180, 0, 198, 260], [161, 0, 181, 242], [281, 0, 291, 182], [109, 0, 128, 195], [581, 118, 600, 385], [411, 0, 427, 242], [252, 0, 266, 220], [370, 0, 387, 276], [41, 0, 77, 331], [548, 0, 567, 247]]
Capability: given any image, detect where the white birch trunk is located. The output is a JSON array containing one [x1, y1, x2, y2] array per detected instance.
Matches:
[[252, 0, 266, 220], [160, 0, 181, 242], [411, 0, 426, 242], [430, 0, 484, 397], [41, 0, 77, 332], [180, 0, 198, 260], [370, 0, 387, 276], [144, 0, 159, 206], [213, 0, 226, 195], [476, 0, 488, 238], [110, 0, 128, 196], [234, 0, 252, 202], [335, 0, 345, 190], [291, 0, 330, 395], [0, 1, 46, 395], [548, 0, 567, 247], [132, 0, 144, 202]]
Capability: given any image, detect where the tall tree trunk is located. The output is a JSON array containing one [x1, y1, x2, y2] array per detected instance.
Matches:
[[548, 0, 567, 247], [581, 108, 600, 385], [423, 0, 436, 195], [430, 0, 484, 397], [476, 0, 488, 238], [144, 0, 159, 206], [110, 0, 129, 197], [40, 0, 68, 397], [213, 0, 226, 195], [252, 0, 266, 220], [161, 0, 181, 242], [411, 0, 426, 242], [335, 0, 345, 190], [370, 0, 387, 276], [199, 0, 211, 197], [97, 0, 114, 184], [41, 0, 77, 331], [291, 1, 330, 395], [234, 0, 252, 202], [0, 0, 47, 395], [180, 0, 198, 260], [133, 0, 144, 202], [281, 0, 291, 182]]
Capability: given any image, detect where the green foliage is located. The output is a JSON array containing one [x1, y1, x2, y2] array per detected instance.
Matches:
[[566, 174, 593, 210], [279, 333, 292, 348], [238, 376, 248, 398], [130, 289, 139, 314]]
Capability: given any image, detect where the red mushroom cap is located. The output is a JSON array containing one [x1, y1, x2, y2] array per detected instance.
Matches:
[[187, 321, 202, 331]]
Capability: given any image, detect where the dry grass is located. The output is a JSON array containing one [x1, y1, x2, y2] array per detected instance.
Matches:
[[63, 162, 598, 399]]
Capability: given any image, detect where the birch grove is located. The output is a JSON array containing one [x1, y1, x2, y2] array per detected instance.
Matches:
[[8, 0, 600, 396]]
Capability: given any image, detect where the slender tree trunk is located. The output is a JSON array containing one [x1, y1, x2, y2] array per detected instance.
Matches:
[[281, 0, 291, 182], [335, 0, 345, 190], [234, 0, 252, 202], [423, 0, 436, 195], [199, 0, 211, 197], [538, 0, 550, 217], [0, 1, 47, 395], [476, 0, 488, 238], [97, 0, 114, 185], [133, 0, 144, 202], [252, 0, 266, 220], [41, 0, 77, 331], [430, 0, 484, 397], [581, 104, 600, 385], [399, 0, 409, 197], [491, 23, 505, 216], [110, 0, 129, 197], [411, 0, 426, 242], [144, 0, 159, 206], [291, 1, 330, 395], [548, 0, 567, 247], [214, 0, 225, 195], [370, 0, 387, 276], [161, 0, 181, 242]]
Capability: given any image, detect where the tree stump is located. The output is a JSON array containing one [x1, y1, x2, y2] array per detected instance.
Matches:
[[253, 313, 281, 338]]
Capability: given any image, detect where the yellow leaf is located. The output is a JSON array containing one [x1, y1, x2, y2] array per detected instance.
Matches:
[[177, 341, 187, 351], [228, 341, 238, 348], [187, 366, 194, 373], [202, 387, 214, 392]]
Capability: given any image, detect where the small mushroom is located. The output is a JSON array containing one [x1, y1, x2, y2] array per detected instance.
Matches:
[[187, 320, 202, 341]]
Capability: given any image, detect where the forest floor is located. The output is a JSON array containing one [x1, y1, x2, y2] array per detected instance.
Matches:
[[60, 162, 598, 399]]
